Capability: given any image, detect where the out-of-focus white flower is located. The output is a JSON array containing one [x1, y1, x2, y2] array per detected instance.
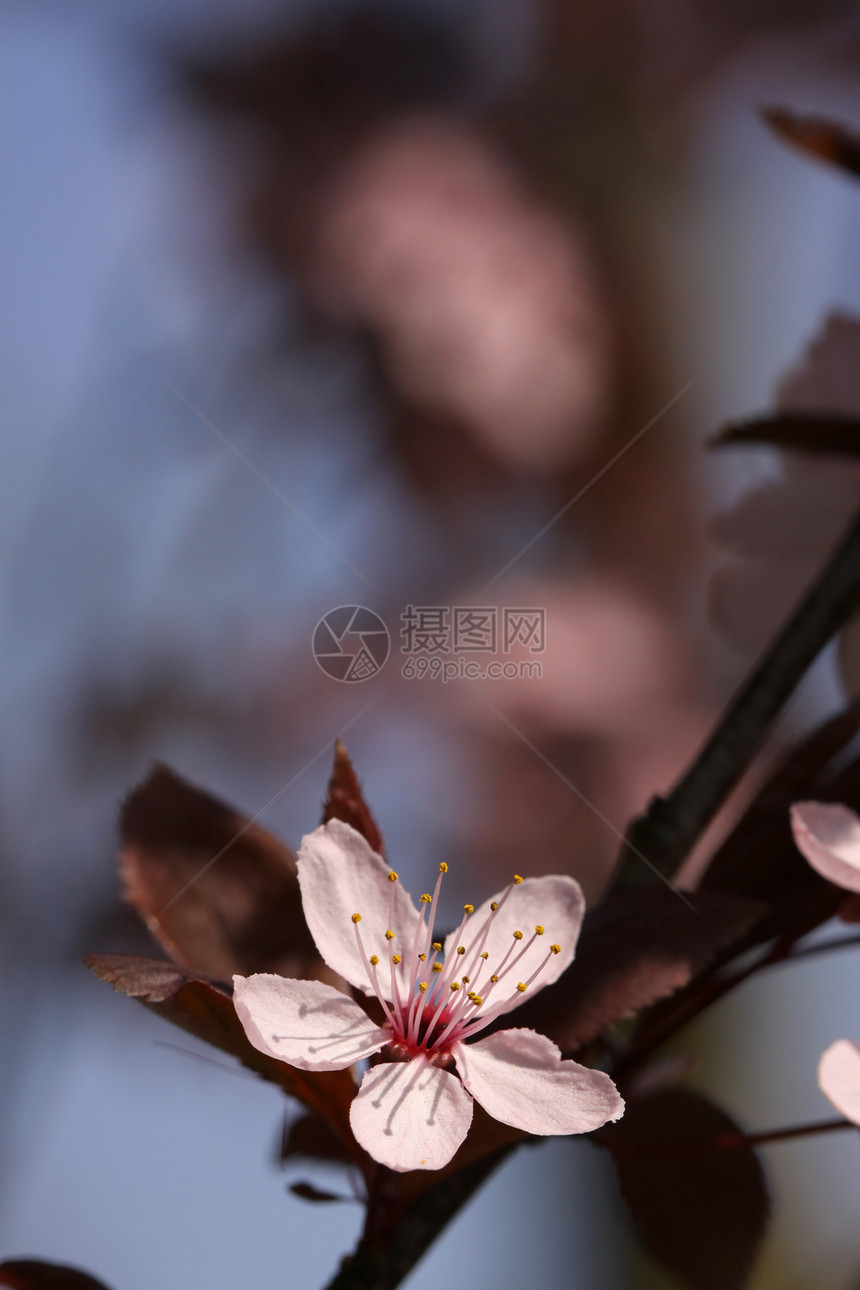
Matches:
[[309, 117, 609, 472]]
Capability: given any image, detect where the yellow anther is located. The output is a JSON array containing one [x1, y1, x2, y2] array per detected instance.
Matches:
[[550, 944, 561, 955], [513, 930, 523, 941], [385, 930, 394, 941], [369, 955, 379, 966], [420, 893, 432, 904], [516, 982, 527, 993], [351, 913, 362, 924], [513, 874, 523, 884], [535, 925, 545, 935], [418, 982, 428, 993], [450, 981, 460, 992], [432, 963, 443, 974], [432, 942, 442, 952], [457, 946, 466, 956], [418, 953, 426, 961], [464, 904, 474, 914], [490, 902, 499, 912], [480, 951, 489, 960], [387, 870, 398, 883], [461, 975, 470, 985], [392, 954, 402, 965], [471, 995, 483, 1006], [439, 862, 449, 873], [490, 974, 499, 983]]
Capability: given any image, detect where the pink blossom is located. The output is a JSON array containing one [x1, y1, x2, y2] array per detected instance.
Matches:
[[819, 1040, 860, 1125], [233, 819, 623, 1171], [789, 801, 860, 893]]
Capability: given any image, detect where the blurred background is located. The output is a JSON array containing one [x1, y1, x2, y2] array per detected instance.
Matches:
[[2, 1, 860, 1286]]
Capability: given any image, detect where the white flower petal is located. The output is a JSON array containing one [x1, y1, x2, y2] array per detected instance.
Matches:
[[455, 1028, 623, 1135], [233, 974, 388, 1071], [297, 820, 421, 994], [350, 1056, 473, 1171], [448, 874, 584, 1020], [790, 801, 860, 893], [819, 1039, 860, 1125]]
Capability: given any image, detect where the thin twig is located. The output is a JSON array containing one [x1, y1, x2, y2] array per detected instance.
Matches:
[[784, 933, 860, 962], [611, 1116, 854, 1158]]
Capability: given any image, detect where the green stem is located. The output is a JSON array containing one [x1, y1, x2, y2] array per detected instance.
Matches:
[[617, 507, 860, 884]]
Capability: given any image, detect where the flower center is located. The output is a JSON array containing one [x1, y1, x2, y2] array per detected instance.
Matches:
[[351, 865, 562, 1060]]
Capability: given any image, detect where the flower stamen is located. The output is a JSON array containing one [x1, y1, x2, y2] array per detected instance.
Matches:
[[352, 918, 396, 1029]]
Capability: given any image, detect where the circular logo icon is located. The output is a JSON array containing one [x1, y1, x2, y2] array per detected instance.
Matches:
[[312, 605, 390, 683]]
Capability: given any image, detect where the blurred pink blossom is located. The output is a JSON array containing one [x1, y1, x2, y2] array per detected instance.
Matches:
[[790, 800, 860, 893], [309, 118, 610, 471], [469, 578, 687, 738]]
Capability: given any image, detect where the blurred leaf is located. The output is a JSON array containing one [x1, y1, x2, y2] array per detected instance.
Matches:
[[120, 764, 321, 982], [0, 1263, 113, 1290], [839, 893, 860, 923], [602, 1088, 769, 1290], [712, 413, 860, 456], [322, 740, 384, 855], [763, 107, 860, 180], [280, 1111, 355, 1168], [83, 954, 359, 1156], [289, 1181, 350, 1203], [507, 888, 762, 1055]]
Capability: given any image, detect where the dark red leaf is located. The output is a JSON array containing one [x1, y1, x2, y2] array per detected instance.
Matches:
[[763, 107, 860, 180], [0, 1262, 114, 1290], [289, 1181, 349, 1203], [119, 764, 321, 982], [601, 1088, 770, 1290], [280, 1111, 354, 1167], [321, 740, 383, 855], [508, 888, 762, 1055], [83, 953, 360, 1158], [712, 413, 860, 457], [839, 893, 860, 923]]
